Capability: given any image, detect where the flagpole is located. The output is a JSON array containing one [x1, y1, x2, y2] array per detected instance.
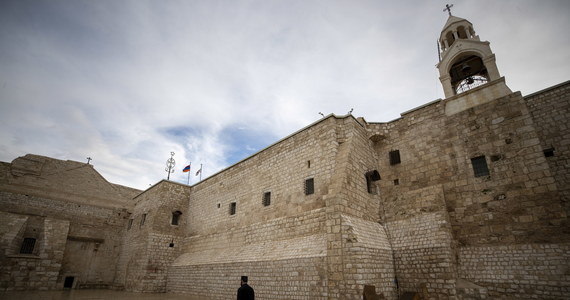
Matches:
[[187, 162, 191, 185], [200, 163, 202, 181]]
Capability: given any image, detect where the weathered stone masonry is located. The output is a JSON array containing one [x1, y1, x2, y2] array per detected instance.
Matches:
[[1, 14, 569, 300]]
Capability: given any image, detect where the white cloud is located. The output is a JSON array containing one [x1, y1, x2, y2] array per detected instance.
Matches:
[[1, 0, 568, 189]]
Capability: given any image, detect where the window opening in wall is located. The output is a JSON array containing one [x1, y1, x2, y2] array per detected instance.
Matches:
[[63, 276, 74, 288], [19, 238, 36, 254], [140, 213, 147, 227], [171, 211, 182, 225], [365, 170, 381, 194], [471, 156, 490, 177], [389, 150, 401, 165], [169, 240, 175, 247], [263, 192, 271, 206], [304, 178, 314, 195], [543, 148, 555, 157], [230, 202, 236, 215], [127, 219, 133, 230], [307, 160, 311, 168], [394, 179, 400, 186]]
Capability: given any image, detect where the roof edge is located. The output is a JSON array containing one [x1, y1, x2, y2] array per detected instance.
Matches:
[[191, 113, 359, 187]]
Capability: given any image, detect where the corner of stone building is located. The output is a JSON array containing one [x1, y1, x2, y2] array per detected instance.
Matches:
[[116, 180, 191, 292], [323, 116, 396, 299]]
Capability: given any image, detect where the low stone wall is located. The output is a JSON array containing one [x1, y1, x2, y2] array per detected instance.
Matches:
[[340, 215, 396, 300], [459, 243, 570, 299], [168, 257, 327, 299], [386, 211, 457, 299]]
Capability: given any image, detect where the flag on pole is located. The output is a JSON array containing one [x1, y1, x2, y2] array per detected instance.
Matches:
[[183, 165, 191, 172], [195, 166, 202, 176]]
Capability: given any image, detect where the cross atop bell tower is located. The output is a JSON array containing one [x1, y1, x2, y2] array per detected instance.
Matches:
[[435, 10, 512, 115], [443, 4, 453, 16]]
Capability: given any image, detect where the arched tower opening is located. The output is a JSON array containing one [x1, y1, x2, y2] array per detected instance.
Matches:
[[436, 14, 510, 100], [449, 55, 489, 94]]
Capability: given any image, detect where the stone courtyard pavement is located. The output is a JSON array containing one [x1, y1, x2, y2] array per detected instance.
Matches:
[[0, 290, 210, 300]]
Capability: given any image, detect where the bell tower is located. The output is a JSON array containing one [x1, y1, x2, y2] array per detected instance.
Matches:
[[436, 7, 512, 115]]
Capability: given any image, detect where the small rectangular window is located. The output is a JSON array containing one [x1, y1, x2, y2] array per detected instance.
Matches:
[[171, 211, 182, 225], [543, 148, 555, 157], [20, 238, 36, 254], [471, 156, 490, 177], [127, 219, 133, 230], [389, 150, 401, 165], [394, 179, 399, 185], [263, 192, 271, 206], [230, 202, 236, 215], [140, 213, 147, 227], [304, 178, 314, 195]]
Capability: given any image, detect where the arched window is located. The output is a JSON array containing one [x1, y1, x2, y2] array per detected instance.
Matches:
[[171, 211, 182, 225], [457, 26, 468, 39], [445, 31, 455, 47]]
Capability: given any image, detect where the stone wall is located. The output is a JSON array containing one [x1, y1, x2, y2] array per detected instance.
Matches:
[[443, 92, 565, 245], [384, 186, 456, 299], [0, 155, 134, 291], [368, 100, 459, 299], [525, 80, 570, 217], [115, 180, 189, 292], [459, 244, 570, 298], [0, 191, 127, 291], [169, 208, 327, 299], [0, 212, 70, 291], [367, 83, 570, 299], [187, 117, 343, 238], [340, 215, 395, 300], [323, 117, 392, 299], [169, 257, 328, 299]]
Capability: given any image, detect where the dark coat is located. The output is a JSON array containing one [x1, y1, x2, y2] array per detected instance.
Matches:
[[237, 283, 255, 300]]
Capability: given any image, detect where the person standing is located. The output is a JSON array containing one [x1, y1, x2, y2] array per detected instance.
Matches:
[[237, 276, 254, 300]]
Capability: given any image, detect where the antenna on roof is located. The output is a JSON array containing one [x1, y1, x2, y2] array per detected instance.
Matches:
[[165, 152, 175, 180], [318, 112, 325, 118]]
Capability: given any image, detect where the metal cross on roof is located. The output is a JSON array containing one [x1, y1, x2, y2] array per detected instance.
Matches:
[[443, 4, 454, 16]]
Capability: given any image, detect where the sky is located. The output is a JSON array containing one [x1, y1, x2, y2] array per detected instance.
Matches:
[[1, 0, 569, 190]]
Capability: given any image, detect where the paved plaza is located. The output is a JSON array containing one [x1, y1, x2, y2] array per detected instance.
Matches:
[[0, 290, 209, 300]]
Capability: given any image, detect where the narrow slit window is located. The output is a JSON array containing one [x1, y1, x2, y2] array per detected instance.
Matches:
[[471, 156, 490, 177], [263, 192, 271, 206], [171, 211, 182, 225], [20, 238, 36, 254], [230, 202, 236, 215], [140, 213, 147, 227], [127, 219, 133, 230], [304, 178, 314, 195], [389, 150, 401, 165]]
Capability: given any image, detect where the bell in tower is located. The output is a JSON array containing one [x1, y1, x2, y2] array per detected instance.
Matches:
[[436, 7, 512, 115]]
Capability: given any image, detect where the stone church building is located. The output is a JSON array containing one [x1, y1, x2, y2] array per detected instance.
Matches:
[[1, 14, 569, 300]]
